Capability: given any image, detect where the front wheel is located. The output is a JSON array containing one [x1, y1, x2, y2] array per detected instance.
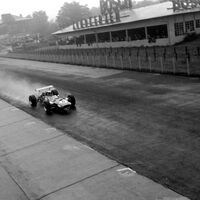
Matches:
[[68, 95, 76, 107], [43, 101, 52, 114], [29, 95, 37, 107]]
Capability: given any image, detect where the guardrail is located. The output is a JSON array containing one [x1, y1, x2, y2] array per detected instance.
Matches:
[[3, 46, 200, 76]]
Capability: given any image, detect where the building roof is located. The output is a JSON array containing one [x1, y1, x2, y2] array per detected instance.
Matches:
[[0, 14, 32, 25], [14, 17, 32, 22], [53, 1, 200, 35]]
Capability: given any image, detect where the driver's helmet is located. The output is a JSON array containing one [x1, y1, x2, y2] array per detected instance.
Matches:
[[46, 91, 52, 96]]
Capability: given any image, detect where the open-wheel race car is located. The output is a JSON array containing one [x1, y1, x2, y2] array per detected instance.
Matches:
[[28, 85, 76, 114]]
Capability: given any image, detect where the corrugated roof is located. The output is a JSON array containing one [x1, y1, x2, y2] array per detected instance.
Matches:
[[53, 1, 200, 35]]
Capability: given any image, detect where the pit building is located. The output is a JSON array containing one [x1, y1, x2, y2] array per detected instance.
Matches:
[[53, 1, 200, 48]]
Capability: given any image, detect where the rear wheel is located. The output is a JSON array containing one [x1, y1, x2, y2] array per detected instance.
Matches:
[[29, 95, 37, 107], [43, 101, 52, 114], [68, 95, 76, 107]]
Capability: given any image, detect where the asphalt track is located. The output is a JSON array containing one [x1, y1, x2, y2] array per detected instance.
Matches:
[[0, 58, 200, 199]]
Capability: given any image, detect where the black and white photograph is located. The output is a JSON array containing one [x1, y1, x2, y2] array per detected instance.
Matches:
[[0, 0, 199, 200]]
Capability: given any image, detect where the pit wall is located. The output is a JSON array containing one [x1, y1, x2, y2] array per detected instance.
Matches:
[[4, 46, 200, 76]]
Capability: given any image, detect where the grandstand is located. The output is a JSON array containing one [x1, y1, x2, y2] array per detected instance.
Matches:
[[53, 0, 200, 48]]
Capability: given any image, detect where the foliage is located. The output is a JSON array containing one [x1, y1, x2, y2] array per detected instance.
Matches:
[[48, 20, 59, 34], [90, 7, 100, 16], [56, 1, 91, 28], [31, 11, 49, 36], [28, 11, 58, 37]]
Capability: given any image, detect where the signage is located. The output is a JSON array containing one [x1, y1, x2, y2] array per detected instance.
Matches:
[[170, 0, 200, 12], [100, 0, 133, 15], [72, 13, 120, 30], [73, 0, 133, 30]]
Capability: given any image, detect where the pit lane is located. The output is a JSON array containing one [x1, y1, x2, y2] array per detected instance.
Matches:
[[0, 57, 200, 200]]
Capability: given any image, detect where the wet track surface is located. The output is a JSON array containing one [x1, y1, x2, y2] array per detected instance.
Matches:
[[0, 58, 200, 199]]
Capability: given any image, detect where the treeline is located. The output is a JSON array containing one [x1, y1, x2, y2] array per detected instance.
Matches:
[[0, 0, 167, 41], [56, 0, 167, 29]]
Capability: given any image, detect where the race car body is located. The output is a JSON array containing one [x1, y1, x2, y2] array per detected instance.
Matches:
[[43, 95, 74, 113], [29, 85, 76, 114]]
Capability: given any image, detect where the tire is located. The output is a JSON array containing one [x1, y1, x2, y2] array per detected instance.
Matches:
[[29, 95, 37, 107], [43, 101, 52, 114], [68, 95, 76, 107], [51, 89, 59, 96]]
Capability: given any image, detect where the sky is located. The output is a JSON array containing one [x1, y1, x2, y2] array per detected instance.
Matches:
[[0, 0, 100, 20]]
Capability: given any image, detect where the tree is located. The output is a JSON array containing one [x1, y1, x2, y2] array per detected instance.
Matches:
[[90, 7, 100, 16], [48, 20, 59, 34], [31, 11, 49, 36], [56, 1, 91, 28]]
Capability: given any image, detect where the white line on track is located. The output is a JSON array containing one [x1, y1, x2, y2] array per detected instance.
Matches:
[[24, 121, 36, 126], [117, 168, 136, 177], [45, 127, 57, 132]]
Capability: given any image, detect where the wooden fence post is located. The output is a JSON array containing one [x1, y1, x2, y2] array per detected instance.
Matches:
[[81, 53, 84, 65], [120, 55, 124, 69], [185, 47, 190, 76], [93, 53, 95, 66], [163, 48, 166, 61], [87, 53, 89, 65], [160, 57, 164, 73], [113, 54, 116, 68], [172, 57, 176, 74], [138, 56, 141, 71], [153, 47, 156, 61], [186, 57, 190, 76], [129, 55, 132, 70], [148, 56, 152, 72]]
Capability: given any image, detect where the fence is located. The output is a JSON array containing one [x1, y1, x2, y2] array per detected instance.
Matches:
[[4, 45, 200, 76]]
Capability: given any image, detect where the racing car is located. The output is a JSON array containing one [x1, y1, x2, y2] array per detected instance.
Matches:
[[28, 85, 76, 114]]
